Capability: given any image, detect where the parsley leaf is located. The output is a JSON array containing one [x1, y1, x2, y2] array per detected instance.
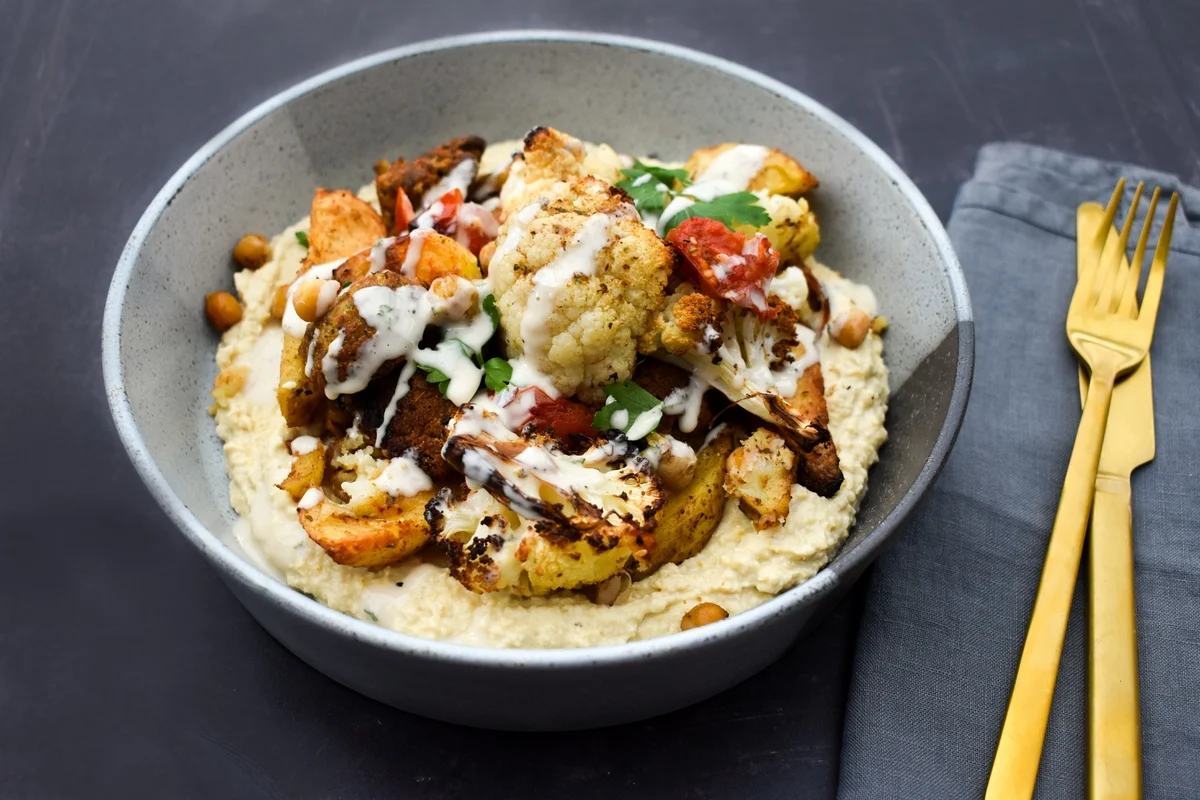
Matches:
[[416, 363, 451, 396], [295, 230, 309, 248], [663, 191, 771, 233], [617, 160, 691, 216], [483, 294, 500, 330], [593, 381, 664, 438], [620, 159, 691, 188], [483, 358, 513, 392]]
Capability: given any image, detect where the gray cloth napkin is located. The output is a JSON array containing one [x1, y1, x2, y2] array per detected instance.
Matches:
[[838, 143, 1200, 800]]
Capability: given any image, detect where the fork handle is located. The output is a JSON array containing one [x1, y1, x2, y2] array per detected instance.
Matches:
[[986, 362, 1117, 800], [1089, 477, 1142, 800]]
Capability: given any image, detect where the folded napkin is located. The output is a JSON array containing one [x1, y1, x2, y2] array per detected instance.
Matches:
[[838, 144, 1200, 799]]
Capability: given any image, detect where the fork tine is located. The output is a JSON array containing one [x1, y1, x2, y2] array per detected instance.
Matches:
[[1097, 182, 1142, 312], [1117, 186, 1160, 318], [1136, 191, 1179, 334], [1082, 179, 1127, 299]]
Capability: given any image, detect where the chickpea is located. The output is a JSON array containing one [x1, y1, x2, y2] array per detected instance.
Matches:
[[870, 315, 889, 334], [830, 307, 871, 349], [269, 284, 289, 320], [478, 240, 497, 271], [211, 365, 248, 402], [205, 291, 243, 331], [374, 158, 391, 176], [680, 602, 728, 631], [292, 278, 338, 323], [232, 233, 272, 270]]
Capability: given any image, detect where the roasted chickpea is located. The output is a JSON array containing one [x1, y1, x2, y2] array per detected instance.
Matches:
[[232, 233, 272, 270], [269, 284, 289, 320], [681, 602, 728, 631], [478, 240, 497, 271], [830, 307, 871, 349], [870, 315, 889, 334], [293, 278, 338, 323], [205, 291, 243, 331]]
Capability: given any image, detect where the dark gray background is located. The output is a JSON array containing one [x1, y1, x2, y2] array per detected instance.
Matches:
[[3, 1, 1197, 797]]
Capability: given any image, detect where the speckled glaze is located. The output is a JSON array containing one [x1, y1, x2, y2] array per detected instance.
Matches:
[[103, 31, 972, 730]]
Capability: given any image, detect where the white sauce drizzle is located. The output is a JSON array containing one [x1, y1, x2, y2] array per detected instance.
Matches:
[[375, 360, 417, 448], [366, 236, 397, 274], [373, 453, 434, 497], [662, 374, 708, 433], [421, 159, 477, 209], [290, 436, 320, 456], [519, 213, 612, 363], [297, 487, 324, 510], [401, 229, 432, 275], [695, 144, 769, 190], [415, 340, 483, 406]]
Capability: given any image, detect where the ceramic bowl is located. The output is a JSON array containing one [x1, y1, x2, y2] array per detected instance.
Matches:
[[103, 31, 972, 731]]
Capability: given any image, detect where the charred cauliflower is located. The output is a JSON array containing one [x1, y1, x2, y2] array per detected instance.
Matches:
[[435, 405, 663, 595], [488, 176, 672, 403], [498, 126, 627, 215]]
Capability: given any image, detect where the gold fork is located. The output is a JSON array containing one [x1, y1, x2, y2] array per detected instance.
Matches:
[[986, 180, 1179, 800]]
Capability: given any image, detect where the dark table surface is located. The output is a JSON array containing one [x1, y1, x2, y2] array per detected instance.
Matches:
[[4, 0, 1198, 797]]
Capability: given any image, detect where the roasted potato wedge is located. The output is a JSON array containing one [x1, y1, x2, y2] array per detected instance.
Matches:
[[277, 333, 322, 426], [306, 188, 387, 266], [299, 491, 435, 568], [276, 442, 326, 501], [520, 533, 641, 596], [725, 428, 798, 530], [386, 231, 481, 284], [684, 143, 819, 196], [741, 194, 820, 264], [634, 427, 736, 578]]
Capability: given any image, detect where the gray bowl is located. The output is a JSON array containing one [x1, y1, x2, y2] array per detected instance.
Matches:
[[103, 31, 972, 731]]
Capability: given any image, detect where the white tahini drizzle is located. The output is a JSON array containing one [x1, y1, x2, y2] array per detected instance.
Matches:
[[650, 144, 770, 236], [662, 374, 708, 433], [373, 452, 434, 497], [290, 436, 320, 456], [375, 360, 417, 448], [421, 159, 477, 209], [694, 144, 769, 189], [298, 487, 325, 510], [519, 213, 612, 364]]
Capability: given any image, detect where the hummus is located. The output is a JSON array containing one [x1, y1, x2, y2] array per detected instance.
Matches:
[[211, 142, 888, 649]]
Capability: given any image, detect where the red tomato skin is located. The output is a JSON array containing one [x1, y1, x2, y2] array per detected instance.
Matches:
[[666, 217, 779, 318]]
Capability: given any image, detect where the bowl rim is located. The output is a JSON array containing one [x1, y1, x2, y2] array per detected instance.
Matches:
[[102, 29, 973, 667]]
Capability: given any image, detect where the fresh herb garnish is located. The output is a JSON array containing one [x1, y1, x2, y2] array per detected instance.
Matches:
[[341, 280, 352, 289], [617, 160, 692, 217], [617, 161, 769, 234], [295, 230, 309, 248], [416, 363, 451, 396], [483, 293, 501, 330], [593, 381, 663, 437], [363, 609, 378, 622], [664, 191, 771, 232], [483, 358, 513, 392]]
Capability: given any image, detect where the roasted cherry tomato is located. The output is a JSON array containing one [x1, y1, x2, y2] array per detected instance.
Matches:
[[666, 217, 780, 318], [395, 189, 416, 230], [502, 387, 598, 439], [425, 188, 463, 233]]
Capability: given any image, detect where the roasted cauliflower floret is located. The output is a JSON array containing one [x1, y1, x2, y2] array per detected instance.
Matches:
[[685, 143, 819, 197], [436, 405, 663, 594], [489, 177, 672, 403], [725, 428, 798, 530], [499, 126, 587, 213]]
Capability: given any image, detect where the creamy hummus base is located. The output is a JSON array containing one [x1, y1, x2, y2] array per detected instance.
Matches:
[[212, 168, 889, 649]]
